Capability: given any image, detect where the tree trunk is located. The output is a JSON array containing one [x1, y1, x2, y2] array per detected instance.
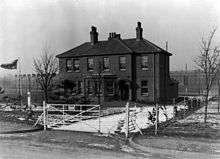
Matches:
[[204, 94, 208, 123], [44, 89, 48, 103]]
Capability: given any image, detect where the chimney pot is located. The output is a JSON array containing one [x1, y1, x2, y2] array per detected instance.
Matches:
[[108, 32, 121, 40]]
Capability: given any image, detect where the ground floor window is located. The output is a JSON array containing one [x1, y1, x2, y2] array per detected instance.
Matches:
[[141, 80, 148, 96], [106, 81, 114, 95], [94, 80, 102, 95], [78, 81, 83, 94], [87, 80, 93, 95]]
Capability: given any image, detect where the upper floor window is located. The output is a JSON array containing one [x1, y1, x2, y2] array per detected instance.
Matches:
[[103, 57, 110, 71], [141, 56, 148, 70], [66, 59, 72, 72], [119, 56, 126, 70], [73, 59, 80, 72], [141, 80, 148, 96], [87, 58, 94, 71]]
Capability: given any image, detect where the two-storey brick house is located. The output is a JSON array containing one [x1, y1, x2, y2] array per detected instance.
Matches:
[[56, 22, 178, 104]]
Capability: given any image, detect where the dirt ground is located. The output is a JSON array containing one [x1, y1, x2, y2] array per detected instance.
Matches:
[[1, 102, 220, 158], [132, 101, 220, 158]]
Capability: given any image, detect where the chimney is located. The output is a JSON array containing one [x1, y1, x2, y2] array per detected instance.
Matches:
[[108, 32, 121, 40], [90, 26, 98, 45], [136, 22, 143, 41]]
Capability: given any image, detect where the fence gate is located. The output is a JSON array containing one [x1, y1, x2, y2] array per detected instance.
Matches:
[[34, 102, 101, 132]]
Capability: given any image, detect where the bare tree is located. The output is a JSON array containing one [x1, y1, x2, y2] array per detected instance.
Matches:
[[33, 46, 58, 103], [195, 27, 220, 123]]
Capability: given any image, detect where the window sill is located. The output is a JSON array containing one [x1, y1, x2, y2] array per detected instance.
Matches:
[[120, 69, 126, 71], [106, 93, 114, 95], [141, 68, 149, 71], [74, 70, 80, 73], [141, 93, 149, 96], [66, 70, 73, 73], [103, 69, 110, 72]]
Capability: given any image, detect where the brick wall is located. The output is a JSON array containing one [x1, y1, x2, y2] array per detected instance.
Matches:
[[58, 52, 173, 103], [58, 54, 132, 81]]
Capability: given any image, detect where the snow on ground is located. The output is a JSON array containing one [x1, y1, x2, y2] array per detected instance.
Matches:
[[54, 105, 185, 134], [179, 101, 218, 123]]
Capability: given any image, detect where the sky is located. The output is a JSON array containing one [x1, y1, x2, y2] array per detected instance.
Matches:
[[0, 0, 220, 76]]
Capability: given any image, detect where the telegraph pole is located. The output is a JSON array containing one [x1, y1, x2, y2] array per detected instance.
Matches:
[[153, 53, 159, 135], [97, 61, 102, 133], [218, 80, 220, 113]]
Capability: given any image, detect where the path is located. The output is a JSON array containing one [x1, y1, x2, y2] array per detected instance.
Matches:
[[54, 105, 177, 133]]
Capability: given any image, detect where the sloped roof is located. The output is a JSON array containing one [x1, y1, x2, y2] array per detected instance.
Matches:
[[56, 38, 172, 58]]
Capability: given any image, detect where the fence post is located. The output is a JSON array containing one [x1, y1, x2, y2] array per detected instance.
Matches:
[[27, 91, 31, 108], [190, 99, 193, 111], [173, 98, 177, 117], [80, 105, 82, 120], [125, 102, 129, 139], [155, 103, 159, 135], [98, 105, 101, 133], [63, 105, 65, 124], [43, 101, 46, 131]]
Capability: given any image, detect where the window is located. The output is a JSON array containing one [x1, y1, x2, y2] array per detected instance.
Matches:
[[87, 58, 94, 71], [78, 81, 83, 94], [87, 80, 93, 95], [106, 81, 114, 95], [94, 80, 102, 95], [73, 59, 80, 72], [119, 56, 126, 70], [103, 57, 110, 71], [66, 59, 72, 72], [72, 81, 77, 94], [141, 56, 148, 70], [141, 81, 148, 96]]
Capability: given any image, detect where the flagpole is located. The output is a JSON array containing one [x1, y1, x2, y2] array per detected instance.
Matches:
[[18, 57, 23, 107]]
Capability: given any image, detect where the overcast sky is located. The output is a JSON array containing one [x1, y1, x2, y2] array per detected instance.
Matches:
[[0, 0, 220, 76]]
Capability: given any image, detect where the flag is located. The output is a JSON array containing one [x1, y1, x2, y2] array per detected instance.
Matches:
[[0, 87, 4, 94], [0, 59, 18, 70]]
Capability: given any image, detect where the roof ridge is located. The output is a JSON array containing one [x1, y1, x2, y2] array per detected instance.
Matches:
[[56, 42, 90, 58], [142, 39, 172, 55], [142, 39, 162, 52], [113, 38, 133, 53]]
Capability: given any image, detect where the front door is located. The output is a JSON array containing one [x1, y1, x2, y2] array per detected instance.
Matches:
[[118, 80, 129, 101]]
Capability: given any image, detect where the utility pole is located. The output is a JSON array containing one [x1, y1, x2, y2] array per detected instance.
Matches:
[[153, 53, 159, 135], [165, 41, 168, 51], [98, 62, 102, 133], [218, 80, 220, 113], [18, 58, 23, 107]]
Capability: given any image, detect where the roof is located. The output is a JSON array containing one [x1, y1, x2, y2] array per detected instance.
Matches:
[[56, 38, 172, 58]]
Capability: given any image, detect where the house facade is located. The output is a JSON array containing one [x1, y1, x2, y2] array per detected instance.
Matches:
[[56, 22, 178, 104]]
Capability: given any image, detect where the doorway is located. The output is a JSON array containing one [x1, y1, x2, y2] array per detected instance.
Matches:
[[118, 80, 130, 100]]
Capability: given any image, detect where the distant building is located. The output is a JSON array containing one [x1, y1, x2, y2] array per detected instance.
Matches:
[[170, 70, 219, 96], [0, 74, 43, 103], [56, 22, 178, 104]]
